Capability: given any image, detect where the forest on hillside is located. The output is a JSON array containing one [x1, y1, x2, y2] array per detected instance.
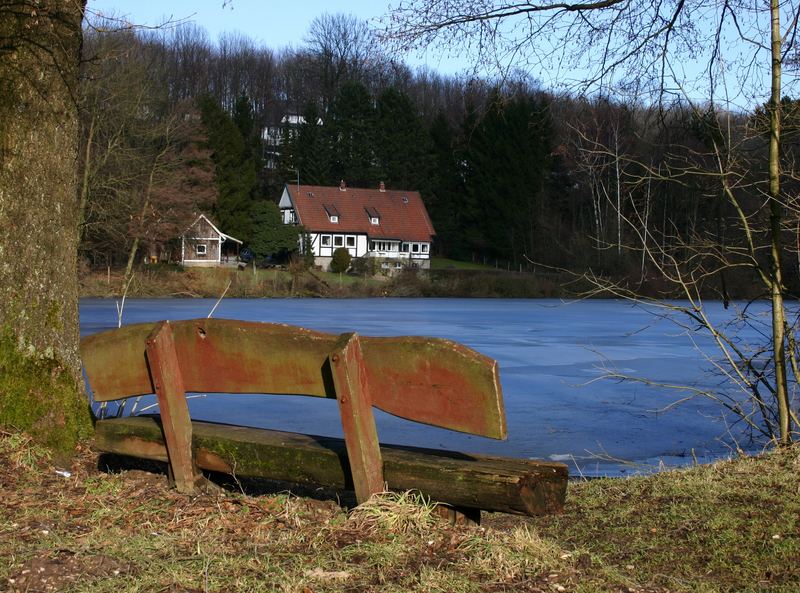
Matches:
[[78, 13, 800, 298]]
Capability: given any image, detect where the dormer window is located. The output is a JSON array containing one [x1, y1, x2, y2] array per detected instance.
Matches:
[[365, 206, 380, 225], [323, 203, 340, 223]]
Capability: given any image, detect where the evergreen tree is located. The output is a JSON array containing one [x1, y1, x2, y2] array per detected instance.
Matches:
[[248, 201, 300, 260], [276, 102, 331, 187], [327, 81, 378, 188], [375, 88, 432, 190], [233, 94, 256, 147], [295, 102, 331, 185], [463, 90, 553, 263], [427, 111, 464, 257], [199, 95, 258, 241], [275, 123, 299, 191], [232, 94, 267, 195], [451, 104, 485, 260]]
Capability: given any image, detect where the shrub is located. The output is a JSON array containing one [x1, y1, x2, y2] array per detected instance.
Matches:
[[350, 257, 375, 277], [330, 247, 351, 273]]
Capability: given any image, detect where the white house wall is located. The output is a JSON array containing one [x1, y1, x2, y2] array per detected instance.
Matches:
[[309, 232, 369, 259]]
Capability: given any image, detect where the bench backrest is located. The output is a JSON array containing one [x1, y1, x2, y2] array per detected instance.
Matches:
[[81, 318, 506, 440]]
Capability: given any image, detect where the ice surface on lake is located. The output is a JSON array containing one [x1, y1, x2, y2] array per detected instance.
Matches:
[[80, 298, 770, 476]]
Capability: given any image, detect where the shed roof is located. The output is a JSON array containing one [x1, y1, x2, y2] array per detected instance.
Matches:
[[183, 214, 242, 244]]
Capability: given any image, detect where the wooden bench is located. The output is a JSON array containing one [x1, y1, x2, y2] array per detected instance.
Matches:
[[81, 318, 567, 516]]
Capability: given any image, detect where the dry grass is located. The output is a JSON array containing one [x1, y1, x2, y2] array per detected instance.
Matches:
[[0, 431, 580, 593], [502, 446, 800, 593], [78, 265, 564, 299], [2, 429, 798, 592]]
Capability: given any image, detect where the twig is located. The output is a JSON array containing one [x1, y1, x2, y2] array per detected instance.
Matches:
[[207, 280, 232, 319], [115, 273, 135, 328]]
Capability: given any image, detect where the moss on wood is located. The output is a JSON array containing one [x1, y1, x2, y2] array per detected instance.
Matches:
[[95, 417, 567, 516], [0, 327, 92, 454]]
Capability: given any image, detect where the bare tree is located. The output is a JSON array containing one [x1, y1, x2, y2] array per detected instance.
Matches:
[[305, 13, 379, 106], [384, 0, 799, 444], [79, 28, 216, 278]]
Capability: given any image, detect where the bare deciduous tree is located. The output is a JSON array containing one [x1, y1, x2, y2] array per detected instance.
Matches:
[[384, 0, 799, 444]]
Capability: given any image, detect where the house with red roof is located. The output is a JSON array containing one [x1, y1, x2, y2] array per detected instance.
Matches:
[[279, 181, 435, 272]]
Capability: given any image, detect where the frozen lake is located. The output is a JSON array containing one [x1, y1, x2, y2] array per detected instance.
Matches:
[[80, 298, 770, 477]]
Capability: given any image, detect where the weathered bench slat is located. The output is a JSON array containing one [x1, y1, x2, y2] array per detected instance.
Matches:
[[145, 321, 202, 494], [329, 333, 384, 501], [81, 318, 506, 440], [95, 416, 568, 517]]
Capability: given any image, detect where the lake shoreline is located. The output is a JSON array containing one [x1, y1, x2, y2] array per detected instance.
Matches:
[[80, 264, 761, 301], [79, 265, 573, 299]]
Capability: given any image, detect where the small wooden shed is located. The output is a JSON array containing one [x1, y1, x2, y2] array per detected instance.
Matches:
[[180, 214, 242, 267]]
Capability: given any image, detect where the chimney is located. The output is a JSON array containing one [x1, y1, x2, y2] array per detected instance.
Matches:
[[379, 181, 386, 192], [339, 179, 347, 191]]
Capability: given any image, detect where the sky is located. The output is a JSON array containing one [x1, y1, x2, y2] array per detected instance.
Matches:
[[84, 1, 786, 109], [85, 0, 468, 75]]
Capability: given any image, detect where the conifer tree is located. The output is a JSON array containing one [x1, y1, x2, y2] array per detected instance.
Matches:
[[233, 94, 266, 179], [199, 96, 258, 241], [248, 201, 299, 260], [295, 102, 331, 185], [427, 112, 464, 257], [327, 81, 378, 188], [463, 90, 553, 263], [375, 88, 432, 190]]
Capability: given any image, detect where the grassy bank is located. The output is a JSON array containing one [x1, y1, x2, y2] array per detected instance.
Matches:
[[2, 430, 798, 592], [79, 264, 573, 299]]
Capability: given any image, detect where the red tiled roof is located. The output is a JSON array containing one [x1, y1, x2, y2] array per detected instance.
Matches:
[[287, 184, 436, 242]]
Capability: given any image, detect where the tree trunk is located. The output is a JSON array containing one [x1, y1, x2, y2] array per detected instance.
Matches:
[[0, 0, 93, 452], [768, 0, 792, 445], [78, 114, 96, 240]]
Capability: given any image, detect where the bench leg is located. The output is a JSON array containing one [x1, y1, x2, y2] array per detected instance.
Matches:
[[329, 333, 384, 503], [146, 321, 202, 494]]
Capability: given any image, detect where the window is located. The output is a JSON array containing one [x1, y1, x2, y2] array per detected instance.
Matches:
[[400, 243, 409, 253], [321, 235, 331, 247], [372, 241, 397, 252], [196, 244, 207, 256], [324, 203, 340, 222], [395, 262, 403, 269], [346, 236, 356, 248], [333, 235, 344, 247], [421, 244, 429, 253], [412, 243, 420, 253], [365, 206, 381, 223]]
